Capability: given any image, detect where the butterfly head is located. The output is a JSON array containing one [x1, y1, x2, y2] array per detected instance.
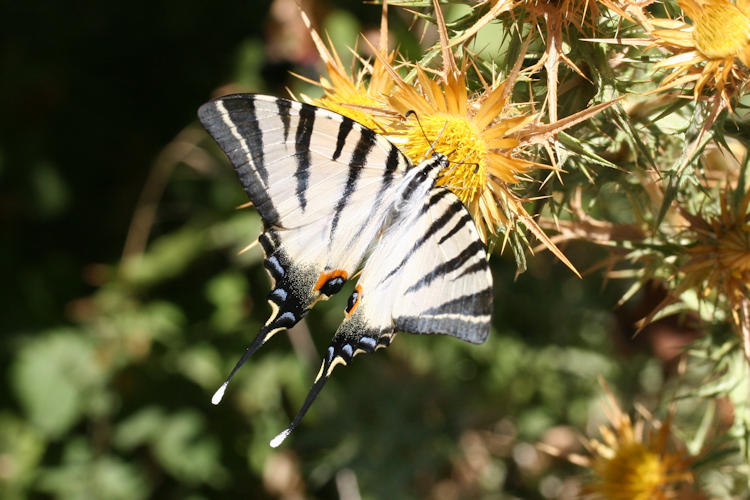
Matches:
[[421, 152, 483, 185], [428, 152, 450, 177]]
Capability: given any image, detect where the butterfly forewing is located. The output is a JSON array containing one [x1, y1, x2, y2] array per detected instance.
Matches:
[[198, 94, 409, 229], [199, 94, 413, 402], [199, 93, 410, 319]]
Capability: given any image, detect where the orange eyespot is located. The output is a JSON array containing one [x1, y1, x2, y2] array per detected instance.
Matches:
[[346, 284, 363, 316], [314, 269, 348, 296]]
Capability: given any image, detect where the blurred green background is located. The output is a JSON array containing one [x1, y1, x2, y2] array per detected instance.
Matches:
[[1, 1, 680, 498]]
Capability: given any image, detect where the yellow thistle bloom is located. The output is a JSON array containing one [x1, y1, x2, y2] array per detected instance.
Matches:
[[585, 405, 695, 498], [678, 188, 750, 356], [382, 66, 575, 263], [387, 69, 535, 213], [297, 8, 396, 132], [685, 0, 750, 63], [312, 59, 394, 132], [646, 0, 750, 107], [542, 380, 696, 500]]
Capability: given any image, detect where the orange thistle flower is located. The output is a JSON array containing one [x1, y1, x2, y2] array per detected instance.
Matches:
[[644, 0, 750, 108], [296, 6, 397, 131], [540, 379, 697, 500], [384, 69, 558, 253], [678, 188, 750, 357]]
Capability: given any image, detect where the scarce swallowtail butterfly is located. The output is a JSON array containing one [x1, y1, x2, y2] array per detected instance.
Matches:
[[198, 94, 493, 447]]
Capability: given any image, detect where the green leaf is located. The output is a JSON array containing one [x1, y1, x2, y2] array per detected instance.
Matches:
[[112, 407, 166, 451], [35, 439, 149, 500], [206, 271, 248, 332], [152, 410, 227, 486], [0, 412, 46, 498], [121, 226, 207, 288], [11, 330, 104, 438]]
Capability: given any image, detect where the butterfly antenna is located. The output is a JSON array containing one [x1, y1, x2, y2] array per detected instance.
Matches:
[[211, 324, 273, 405], [444, 154, 480, 176], [270, 354, 336, 448], [405, 110, 444, 160]]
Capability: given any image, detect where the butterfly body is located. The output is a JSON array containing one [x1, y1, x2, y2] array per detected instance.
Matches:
[[199, 94, 492, 446]]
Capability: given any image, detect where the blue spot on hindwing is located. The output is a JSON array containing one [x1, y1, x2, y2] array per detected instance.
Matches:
[[272, 311, 296, 328], [342, 344, 353, 359], [265, 255, 285, 278], [270, 288, 287, 302], [359, 336, 377, 350]]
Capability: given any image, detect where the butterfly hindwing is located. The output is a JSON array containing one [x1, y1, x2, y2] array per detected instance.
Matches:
[[334, 185, 492, 349], [391, 188, 493, 343]]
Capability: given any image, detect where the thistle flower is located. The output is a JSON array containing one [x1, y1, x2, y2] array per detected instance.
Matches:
[[384, 68, 539, 241], [677, 188, 750, 357], [381, 58, 592, 275], [296, 7, 397, 131], [644, 0, 750, 108], [584, 398, 695, 499], [541, 380, 697, 500]]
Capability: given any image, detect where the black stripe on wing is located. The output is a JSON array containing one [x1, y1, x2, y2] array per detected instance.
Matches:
[[276, 98, 292, 142], [438, 213, 472, 245], [332, 117, 354, 161], [395, 287, 492, 343], [198, 95, 280, 224], [455, 259, 490, 280], [352, 144, 408, 241], [385, 144, 402, 175], [294, 103, 316, 211], [379, 190, 463, 285], [404, 240, 486, 295], [224, 96, 269, 183], [329, 127, 376, 243], [421, 288, 493, 316]]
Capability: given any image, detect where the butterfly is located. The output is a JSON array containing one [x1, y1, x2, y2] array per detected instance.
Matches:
[[198, 94, 493, 447]]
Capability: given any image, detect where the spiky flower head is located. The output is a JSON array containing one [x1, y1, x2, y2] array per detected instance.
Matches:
[[585, 408, 695, 499], [297, 8, 396, 132], [553, 380, 697, 499], [644, 0, 750, 108], [311, 58, 395, 132], [378, 58, 586, 275], [678, 188, 750, 356], [385, 68, 537, 237]]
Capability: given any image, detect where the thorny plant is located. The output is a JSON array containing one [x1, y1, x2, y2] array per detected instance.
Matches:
[[292, 0, 750, 495]]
